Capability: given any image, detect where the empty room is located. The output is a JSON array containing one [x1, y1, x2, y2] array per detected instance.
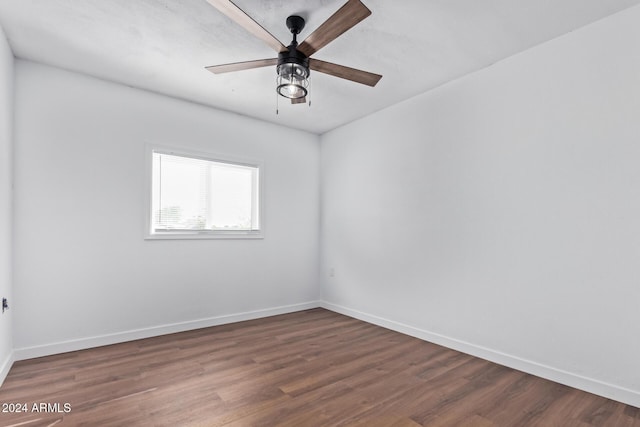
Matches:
[[1, 0, 639, 425]]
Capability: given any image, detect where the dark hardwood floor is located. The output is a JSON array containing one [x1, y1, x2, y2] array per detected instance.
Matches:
[[0, 308, 638, 426]]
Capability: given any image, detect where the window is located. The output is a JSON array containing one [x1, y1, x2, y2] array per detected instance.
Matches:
[[146, 146, 262, 239]]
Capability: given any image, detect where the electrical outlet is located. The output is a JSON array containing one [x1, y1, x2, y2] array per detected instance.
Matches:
[[2, 298, 7, 313]]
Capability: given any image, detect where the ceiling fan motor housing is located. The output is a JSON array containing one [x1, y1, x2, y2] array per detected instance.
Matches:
[[277, 46, 309, 72]]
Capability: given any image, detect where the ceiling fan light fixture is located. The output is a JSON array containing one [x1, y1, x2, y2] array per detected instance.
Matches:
[[276, 62, 309, 99]]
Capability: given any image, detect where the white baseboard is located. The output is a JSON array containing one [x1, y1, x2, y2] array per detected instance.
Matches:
[[11, 300, 640, 408], [14, 301, 320, 361], [321, 301, 640, 409], [0, 350, 14, 387]]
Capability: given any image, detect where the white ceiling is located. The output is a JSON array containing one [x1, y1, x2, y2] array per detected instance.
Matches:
[[1, 0, 639, 134]]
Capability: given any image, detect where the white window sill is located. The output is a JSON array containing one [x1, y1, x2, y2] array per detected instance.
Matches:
[[145, 231, 264, 240]]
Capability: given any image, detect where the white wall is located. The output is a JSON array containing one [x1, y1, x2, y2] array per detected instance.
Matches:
[[13, 61, 320, 357], [0, 23, 14, 384], [321, 5, 640, 406]]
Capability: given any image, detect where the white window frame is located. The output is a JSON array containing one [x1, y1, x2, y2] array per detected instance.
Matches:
[[144, 143, 264, 240]]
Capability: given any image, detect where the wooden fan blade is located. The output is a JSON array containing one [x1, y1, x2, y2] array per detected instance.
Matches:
[[309, 58, 382, 87], [297, 0, 371, 57], [205, 0, 286, 52], [206, 58, 278, 74], [291, 97, 307, 104]]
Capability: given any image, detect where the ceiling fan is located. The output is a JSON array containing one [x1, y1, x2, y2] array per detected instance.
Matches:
[[204, 0, 382, 105]]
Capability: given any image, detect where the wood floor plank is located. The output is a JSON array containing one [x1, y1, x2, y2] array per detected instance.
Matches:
[[0, 308, 637, 426]]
